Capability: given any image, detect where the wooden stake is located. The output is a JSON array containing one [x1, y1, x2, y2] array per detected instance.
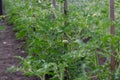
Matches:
[[109, 0, 116, 72], [64, 0, 67, 26], [64, 0, 67, 16], [51, 0, 56, 19], [52, 0, 56, 8], [0, 0, 3, 15]]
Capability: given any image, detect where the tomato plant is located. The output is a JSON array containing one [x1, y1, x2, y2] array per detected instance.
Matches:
[[4, 0, 120, 80]]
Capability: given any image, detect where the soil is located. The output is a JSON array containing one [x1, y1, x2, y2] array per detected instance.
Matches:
[[0, 22, 40, 80]]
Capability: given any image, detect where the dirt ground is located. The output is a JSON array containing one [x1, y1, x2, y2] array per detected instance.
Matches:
[[0, 22, 40, 80]]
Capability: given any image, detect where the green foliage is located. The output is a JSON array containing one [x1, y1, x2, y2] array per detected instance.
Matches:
[[4, 0, 120, 80], [0, 25, 5, 30]]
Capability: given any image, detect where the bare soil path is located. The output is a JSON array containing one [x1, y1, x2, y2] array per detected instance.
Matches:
[[0, 22, 39, 80]]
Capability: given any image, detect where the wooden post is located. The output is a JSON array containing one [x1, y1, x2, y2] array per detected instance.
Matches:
[[51, 0, 56, 19], [52, 0, 56, 8], [109, 0, 116, 72], [0, 0, 3, 15], [63, 1, 68, 79], [64, 0, 67, 16], [64, 0, 67, 26]]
